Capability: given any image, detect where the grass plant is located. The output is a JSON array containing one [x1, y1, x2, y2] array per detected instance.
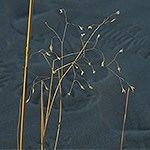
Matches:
[[19, 1, 135, 149]]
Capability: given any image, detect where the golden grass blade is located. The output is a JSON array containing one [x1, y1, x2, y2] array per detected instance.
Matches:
[[17, 100, 21, 150], [120, 87, 130, 150], [20, 0, 34, 149]]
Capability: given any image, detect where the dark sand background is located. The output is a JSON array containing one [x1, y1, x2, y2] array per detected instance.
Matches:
[[0, 0, 150, 149]]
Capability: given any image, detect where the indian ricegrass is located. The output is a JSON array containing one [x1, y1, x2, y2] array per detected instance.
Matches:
[[19, 4, 135, 150]]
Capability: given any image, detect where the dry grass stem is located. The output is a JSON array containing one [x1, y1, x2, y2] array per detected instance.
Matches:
[[54, 71, 62, 150], [41, 81, 45, 150], [19, 0, 33, 149], [120, 87, 130, 150]]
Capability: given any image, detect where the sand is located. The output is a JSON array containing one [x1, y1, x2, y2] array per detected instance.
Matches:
[[0, 0, 150, 149]]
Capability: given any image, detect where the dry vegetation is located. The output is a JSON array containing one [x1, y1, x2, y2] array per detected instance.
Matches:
[[19, 1, 135, 149]]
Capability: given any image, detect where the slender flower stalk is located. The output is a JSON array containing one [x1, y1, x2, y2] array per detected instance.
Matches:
[[120, 88, 130, 150], [54, 70, 63, 150], [41, 81, 45, 150]]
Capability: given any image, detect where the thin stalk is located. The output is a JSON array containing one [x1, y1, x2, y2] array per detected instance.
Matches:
[[54, 70, 62, 150], [54, 62, 72, 73], [46, 61, 54, 116], [43, 64, 72, 135], [41, 81, 45, 150], [120, 87, 130, 150], [60, 19, 68, 76], [19, 0, 33, 149], [17, 100, 21, 150], [43, 61, 54, 139], [60, 41, 64, 76]]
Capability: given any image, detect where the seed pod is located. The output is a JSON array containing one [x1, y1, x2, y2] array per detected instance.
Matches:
[[122, 88, 126, 94], [88, 85, 93, 90], [81, 33, 86, 37], [88, 26, 93, 30], [116, 11, 120, 15], [117, 67, 121, 72], [79, 26, 84, 31], [101, 60, 105, 67], [49, 44, 53, 51], [119, 48, 123, 53]]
